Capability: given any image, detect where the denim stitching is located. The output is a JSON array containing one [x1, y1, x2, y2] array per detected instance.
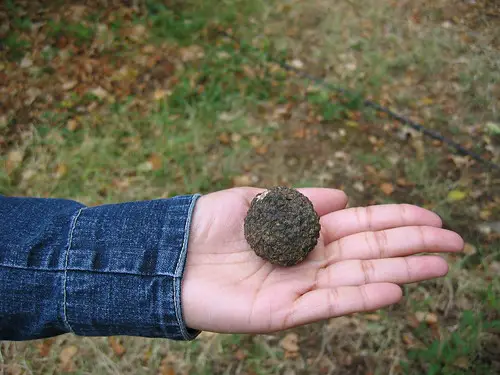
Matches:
[[63, 207, 86, 333], [174, 194, 200, 340]]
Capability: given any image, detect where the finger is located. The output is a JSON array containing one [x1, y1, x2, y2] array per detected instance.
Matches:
[[284, 283, 402, 328], [316, 256, 449, 288], [320, 204, 443, 245], [296, 188, 348, 216], [326, 226, 464, 262]]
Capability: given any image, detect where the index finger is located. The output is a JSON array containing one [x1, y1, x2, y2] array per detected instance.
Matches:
[[320, 204, 443, 245]]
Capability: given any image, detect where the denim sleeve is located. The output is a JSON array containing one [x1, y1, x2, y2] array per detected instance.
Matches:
[[0, 194, 201, 341]]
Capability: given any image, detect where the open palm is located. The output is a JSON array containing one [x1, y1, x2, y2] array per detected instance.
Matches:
[[181, 187, 463, 333]]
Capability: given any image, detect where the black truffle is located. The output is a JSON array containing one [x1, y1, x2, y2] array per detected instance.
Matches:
[[244, 186, 321, 267]]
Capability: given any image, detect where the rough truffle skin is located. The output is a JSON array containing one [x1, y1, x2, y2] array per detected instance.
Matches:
[[244, 187, 321, 267]]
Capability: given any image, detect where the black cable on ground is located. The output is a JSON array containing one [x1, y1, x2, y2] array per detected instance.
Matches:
[[221, 31, 500, 172]]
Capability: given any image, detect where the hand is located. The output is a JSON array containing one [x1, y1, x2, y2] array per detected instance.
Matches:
[[181, 187, 464, 333]]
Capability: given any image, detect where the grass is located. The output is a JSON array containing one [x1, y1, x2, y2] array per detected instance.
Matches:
[[1, 0, 500, 374]]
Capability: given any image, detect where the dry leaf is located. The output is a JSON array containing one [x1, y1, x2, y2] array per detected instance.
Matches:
[[447, 190, 467, 202], [345, 120, 359, 128], [179, 45, 205, 62], [415, 311, 438, 325], [289, 59, 304, 69], [463, 243, 477, 255], [20, 56, 33, 68], [234, 349, 247, 360], [89, 86, 108, 100], [218, 132, 231, 145], [59, 345, 78, 372], [250, 136, 262, 147], [396, 177, 412, 187], [242, 65, 256, 78], [402, 333, 415, 346], [454, 356, 469, 369], [353, 181, 365, 192], [108, 337, 126, 357], [55, 164, 68, 179], [419, 97, 434, 106], [255, 145, 268, 155], [37, 338, 55, 357], [293, 128, 306, 139], [66, 119, 78, 131], [364, 313, 381, 321], [280, 332, 299, 353], [232, 174, 252, 186], [231, 133, 242, 143], [380, 183, 394, 196], [62, 80, 78, 91], [148, 153, 163, 171], [479, 209, 492, 220], [153, 89, 167, 100], [6, 149, 24, 175]]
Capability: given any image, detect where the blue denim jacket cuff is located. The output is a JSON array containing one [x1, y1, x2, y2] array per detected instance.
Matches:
[[63, 194, 201, 340]]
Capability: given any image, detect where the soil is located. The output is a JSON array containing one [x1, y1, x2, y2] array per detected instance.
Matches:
[[244, 186, 321, 267]]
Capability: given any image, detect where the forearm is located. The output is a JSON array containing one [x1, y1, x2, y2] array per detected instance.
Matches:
[[0, 195, 200, 341]]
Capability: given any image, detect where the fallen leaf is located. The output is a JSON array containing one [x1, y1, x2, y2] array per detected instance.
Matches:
[[454, 356, 469, 369], [280, 332, 299, 353], [179, 45, 205, 62], [396, 177, 413, 187], [293, 128, 306, 139], [148, 153, 163, 171], [353, 181, 365, 192], [89, 86, 108, 100], [242, 65, 256, 78], [37, 338, 55, 357], [6, 149, 24, 175], [447, 190, 467, 202], [218, 132, 231, 145], [234, 349, 247, 360], [158, 364, 176, 375], [364, 313, 381, 321], [108, 337, 126, 357], [128, 24, 147, 42], [250, 136, 262, 147], [232, 175, 252, 186], [62, 80, 78, 91], [289, 59, 304, 69], [153, 89, 168, 100], [55, 164, 68, 179], [66, 119, 78, 131], [479, 209, 492, 220], [345, 120, 359, 128], [402, 333, 415, 346], [255, 145, 268, 155], [415, 311, 438, 325], [59, 345, 78, 372], [419, 97, 434, 106], [380, 183, 394, 196], [219, 111, 242, 122], [463, 243, 477, 255], [20, 56, 33, 68], [231, 133, 242, 143]]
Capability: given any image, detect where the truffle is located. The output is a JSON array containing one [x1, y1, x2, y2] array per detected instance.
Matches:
[[244, 186, 321, 267]]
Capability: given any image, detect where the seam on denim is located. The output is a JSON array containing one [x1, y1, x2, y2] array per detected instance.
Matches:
[[63, 207, 85, 333], [174, 193, 201, 340], [0, 263, 180, 277]]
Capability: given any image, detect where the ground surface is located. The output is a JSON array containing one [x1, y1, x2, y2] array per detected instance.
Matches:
[[1, 0, 499, 374]]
